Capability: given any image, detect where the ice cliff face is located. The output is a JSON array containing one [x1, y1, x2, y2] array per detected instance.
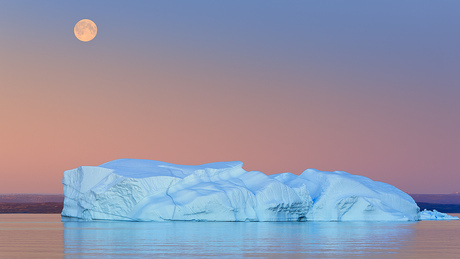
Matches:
[[62, 159, 420, 221]]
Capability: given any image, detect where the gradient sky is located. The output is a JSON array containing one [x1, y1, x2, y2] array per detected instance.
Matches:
[[1, 1, 459, 194]]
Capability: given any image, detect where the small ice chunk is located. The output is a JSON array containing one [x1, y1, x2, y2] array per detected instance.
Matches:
[[419, 209, 459, 220]]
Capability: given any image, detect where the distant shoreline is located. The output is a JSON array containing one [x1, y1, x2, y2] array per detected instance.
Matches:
[[0, 202, 63, 214], [1, 193, 459, 214]]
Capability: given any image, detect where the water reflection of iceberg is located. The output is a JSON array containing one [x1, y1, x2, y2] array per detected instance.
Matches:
[[63, 221, 416, 258]]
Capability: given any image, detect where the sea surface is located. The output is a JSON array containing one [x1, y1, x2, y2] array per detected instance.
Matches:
[[1, 214, 459, 258]]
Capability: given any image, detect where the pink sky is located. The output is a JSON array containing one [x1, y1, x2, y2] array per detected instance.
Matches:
[[1, 2, 459, 194]]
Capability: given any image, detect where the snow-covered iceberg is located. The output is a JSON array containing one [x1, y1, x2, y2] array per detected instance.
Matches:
[[62, 159, 420, 222]]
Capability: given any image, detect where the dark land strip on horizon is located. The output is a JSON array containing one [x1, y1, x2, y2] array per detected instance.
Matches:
[[0, 202, 63, 213]]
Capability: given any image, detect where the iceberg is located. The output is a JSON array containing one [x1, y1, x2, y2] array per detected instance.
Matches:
[[420, 209, 459, 220], [62, 159, 421, 221]]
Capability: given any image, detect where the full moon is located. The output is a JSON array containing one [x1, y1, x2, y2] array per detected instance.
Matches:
[[74, 19, 97, 42]]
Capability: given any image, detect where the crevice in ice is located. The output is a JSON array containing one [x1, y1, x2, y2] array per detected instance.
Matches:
[[89, 174, 125, 194], [159, 166, 187, 178], [214, 183, 237, 221], [165, 177, 177, 220], [93, 211, 136, 221], [336, 196, 358, 221]]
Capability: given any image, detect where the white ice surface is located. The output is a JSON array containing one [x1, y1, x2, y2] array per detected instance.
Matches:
[[62, 159, 420, 221], [419, 209, 459, 220]]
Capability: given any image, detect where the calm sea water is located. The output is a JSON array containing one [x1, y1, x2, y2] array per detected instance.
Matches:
[[0, 214, 459, 258]]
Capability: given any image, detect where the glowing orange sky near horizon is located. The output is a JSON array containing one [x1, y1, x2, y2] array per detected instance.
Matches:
[[1, 1, 459, 194]]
